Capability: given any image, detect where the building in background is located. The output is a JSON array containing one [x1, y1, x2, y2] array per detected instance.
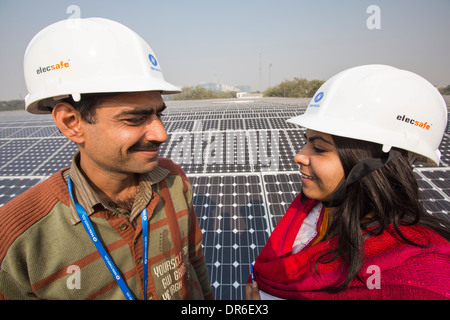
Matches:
[[196, 82, 250, 93]]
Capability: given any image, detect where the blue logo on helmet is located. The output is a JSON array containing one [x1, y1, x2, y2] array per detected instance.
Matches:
[[314, 92, 324, 103], [148, 54, 158, 66]]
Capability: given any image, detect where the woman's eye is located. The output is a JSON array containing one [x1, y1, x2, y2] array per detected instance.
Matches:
[[313, 147, 326, 154]]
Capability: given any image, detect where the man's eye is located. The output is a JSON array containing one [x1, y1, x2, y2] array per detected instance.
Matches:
[[125, 117, 145, 124]]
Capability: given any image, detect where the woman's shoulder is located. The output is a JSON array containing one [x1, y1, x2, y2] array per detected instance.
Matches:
[[360, 224, 450, 299]]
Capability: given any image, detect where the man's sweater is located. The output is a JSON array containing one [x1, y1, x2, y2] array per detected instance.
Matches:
[[0, 158, 212, 300]]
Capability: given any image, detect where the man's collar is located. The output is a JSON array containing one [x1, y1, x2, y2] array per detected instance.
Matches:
[[66, 151, 170, 225], [141, 165, 170, 186]]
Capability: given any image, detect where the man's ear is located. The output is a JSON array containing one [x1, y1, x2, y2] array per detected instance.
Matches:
[[52, 102, 85, 144]]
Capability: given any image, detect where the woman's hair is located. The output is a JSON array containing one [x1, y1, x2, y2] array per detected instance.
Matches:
[[315, 135, 450, 292]]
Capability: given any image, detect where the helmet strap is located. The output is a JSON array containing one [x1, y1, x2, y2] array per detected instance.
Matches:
[[322, 149, 401, 208]]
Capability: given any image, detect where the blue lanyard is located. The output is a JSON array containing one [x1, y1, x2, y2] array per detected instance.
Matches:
[[67, 174, 148, 300]]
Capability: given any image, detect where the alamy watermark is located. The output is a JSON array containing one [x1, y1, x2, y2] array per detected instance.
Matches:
[[65, 4, 81, 29], [168, 120, 280, 171], [66, 263, 382, 291], [66, 265, 81, 290], [366, 265, 381, 289], [367, 5, 381, 30]]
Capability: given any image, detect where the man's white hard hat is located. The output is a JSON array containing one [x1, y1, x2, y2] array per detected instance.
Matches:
[[24, 17, 181, 114], [287, 64, 447, 166]]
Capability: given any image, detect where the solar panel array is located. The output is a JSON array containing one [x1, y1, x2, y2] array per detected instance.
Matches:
[[1, 97, 449, 300]]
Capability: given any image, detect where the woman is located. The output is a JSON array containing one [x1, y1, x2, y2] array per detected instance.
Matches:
[[246, 65, 450, 299]]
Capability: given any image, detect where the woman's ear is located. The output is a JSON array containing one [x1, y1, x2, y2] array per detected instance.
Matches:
[[52, 102, 85, 144]]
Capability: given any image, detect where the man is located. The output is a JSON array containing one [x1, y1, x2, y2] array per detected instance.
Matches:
[[0, 17, 213, 300]]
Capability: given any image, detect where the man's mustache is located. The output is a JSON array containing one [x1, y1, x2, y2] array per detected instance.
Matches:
[[129, 141, 162, 151]]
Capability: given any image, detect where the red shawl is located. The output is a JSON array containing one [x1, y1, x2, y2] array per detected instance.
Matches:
[[253, 194, 450, 299]]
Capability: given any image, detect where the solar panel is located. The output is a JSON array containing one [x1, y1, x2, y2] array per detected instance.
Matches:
[[0, 177, 46, 207], [0, 98, 449, 300], [415, 168, 450, 224], [190, 173, 269, 299]]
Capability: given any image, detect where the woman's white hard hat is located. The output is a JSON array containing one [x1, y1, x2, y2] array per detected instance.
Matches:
[[24, 17, 181, 114], [287, 64, 447, 166]]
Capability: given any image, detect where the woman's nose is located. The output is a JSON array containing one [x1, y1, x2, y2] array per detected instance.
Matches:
[[294, 148, 309, 167]]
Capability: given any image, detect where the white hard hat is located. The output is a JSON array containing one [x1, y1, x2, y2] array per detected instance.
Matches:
[[287, 64, 447, 166], [24, 17, 181, 114]]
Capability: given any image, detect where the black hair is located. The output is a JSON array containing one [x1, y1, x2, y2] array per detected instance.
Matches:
[[314, 135, 450, 292], [60, 92, 124, 124]]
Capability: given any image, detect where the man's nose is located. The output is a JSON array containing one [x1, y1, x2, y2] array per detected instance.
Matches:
[[144, 116, 168, 143]]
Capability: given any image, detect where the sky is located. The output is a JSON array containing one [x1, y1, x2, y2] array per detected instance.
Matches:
[[0, 0, 449, 101]]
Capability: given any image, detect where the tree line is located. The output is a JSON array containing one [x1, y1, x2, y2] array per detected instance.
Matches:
[[0, 100, 24, 111], [1, 82, 450, 110], [169, 86, 237, 100], [168, 80, 450, 100], [263, 78, 325, 98], [440, 85, 450, 95]]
